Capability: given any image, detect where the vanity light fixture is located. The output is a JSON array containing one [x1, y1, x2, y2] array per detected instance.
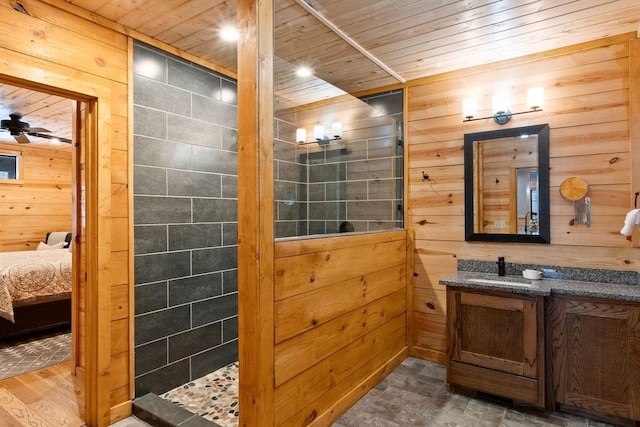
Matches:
[[463, 87, 544, 125], [296, 122, 343, 146]]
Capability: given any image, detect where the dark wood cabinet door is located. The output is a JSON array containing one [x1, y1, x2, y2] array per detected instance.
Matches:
[[450, 291, 539, 377], [550, 296, 640, 421], [447, 288, 545, 407]]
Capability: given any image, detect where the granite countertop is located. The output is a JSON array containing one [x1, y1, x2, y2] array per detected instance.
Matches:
[[440, 270, 640, 302]]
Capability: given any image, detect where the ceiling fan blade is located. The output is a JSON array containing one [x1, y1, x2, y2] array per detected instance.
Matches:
[[25, 126, 51, 133], [15, 134, 30, 144], [26, 132, 72, 144]]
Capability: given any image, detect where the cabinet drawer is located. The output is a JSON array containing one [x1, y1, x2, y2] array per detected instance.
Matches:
[[449, 360, 541, 405]]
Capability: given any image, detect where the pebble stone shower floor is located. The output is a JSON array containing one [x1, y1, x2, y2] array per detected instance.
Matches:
[[161, 362, 239, 427]]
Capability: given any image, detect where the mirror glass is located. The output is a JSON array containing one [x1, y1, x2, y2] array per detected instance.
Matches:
[[464, 124, 550, 243]]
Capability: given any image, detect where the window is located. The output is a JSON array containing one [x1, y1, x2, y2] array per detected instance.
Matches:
[[0, 153, 20, 180]]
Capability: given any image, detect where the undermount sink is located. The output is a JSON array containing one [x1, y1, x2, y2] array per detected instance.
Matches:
[[467, 278, 534, 288]]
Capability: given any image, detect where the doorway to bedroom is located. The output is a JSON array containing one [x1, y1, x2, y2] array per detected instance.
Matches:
[[0, 80, 85, 424]]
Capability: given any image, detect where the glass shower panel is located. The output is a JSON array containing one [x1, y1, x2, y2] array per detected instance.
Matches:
[[273, 56, 404, 238]]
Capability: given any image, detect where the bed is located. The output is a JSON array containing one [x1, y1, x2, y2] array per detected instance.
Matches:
[[0, 242, 72, 339]]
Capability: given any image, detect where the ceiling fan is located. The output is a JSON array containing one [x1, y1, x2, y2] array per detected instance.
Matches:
[[0, 112, 71, 144]]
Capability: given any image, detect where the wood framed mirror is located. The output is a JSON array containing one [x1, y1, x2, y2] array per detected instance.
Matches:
[[464, 124, 550, 243]]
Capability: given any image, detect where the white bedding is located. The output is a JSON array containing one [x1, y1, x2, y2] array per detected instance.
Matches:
[[0, 249, 72, 323]]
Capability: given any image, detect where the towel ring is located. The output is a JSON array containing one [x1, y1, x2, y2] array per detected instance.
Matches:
[[635, 192, 639, 209]]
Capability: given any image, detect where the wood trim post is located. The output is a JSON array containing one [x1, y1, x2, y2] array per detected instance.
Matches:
[[127, 36, 136, 404], [70, 101, 81, 376], [237, 0, 275, 426], [630, 38, 640, 247], [406, 229, 415, 354], [84, 99, 112, 426]]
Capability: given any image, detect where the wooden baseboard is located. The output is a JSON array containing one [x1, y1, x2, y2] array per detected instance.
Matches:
[[74, 365, 85, 383], [410, 346, 447, 365], [311, 346, 408, 426], [557, 403, 640, 427], [110, 400, 132, 424]]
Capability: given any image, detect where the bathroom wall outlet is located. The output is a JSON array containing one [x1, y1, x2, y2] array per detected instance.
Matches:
[[494, 220, 506, 229]]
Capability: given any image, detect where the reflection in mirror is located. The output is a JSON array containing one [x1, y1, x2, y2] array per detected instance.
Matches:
[[472, 134, 538, 234], [464, 124, 550, 243], [517, 168, 538, 234]]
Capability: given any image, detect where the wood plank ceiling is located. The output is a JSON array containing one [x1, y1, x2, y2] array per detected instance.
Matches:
[[1, 0, 640, 144], [63, 0, 640, 93]]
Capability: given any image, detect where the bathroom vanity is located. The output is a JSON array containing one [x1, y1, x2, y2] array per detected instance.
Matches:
[[441, 268, 640, 423]]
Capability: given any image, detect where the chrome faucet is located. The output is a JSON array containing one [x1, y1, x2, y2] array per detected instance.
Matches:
[[497, 256, 506, 276]]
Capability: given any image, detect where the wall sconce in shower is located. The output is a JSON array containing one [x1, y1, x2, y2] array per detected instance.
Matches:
[[463, 87, 544, 125], [296, 122, 343, 146]]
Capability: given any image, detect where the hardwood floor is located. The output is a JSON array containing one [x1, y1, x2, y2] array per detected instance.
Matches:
[[0, 361, 84, 426]]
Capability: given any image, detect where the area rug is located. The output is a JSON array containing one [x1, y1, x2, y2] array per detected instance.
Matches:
[[0, 329, 71, 380], [161, 361, 239, 427]]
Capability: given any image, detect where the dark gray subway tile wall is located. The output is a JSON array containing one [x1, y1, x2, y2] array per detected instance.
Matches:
[[133, 41, 238, 397]]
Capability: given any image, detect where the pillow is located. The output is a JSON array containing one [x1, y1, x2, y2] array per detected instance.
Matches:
[[37, 241, 65, 250], [45, 232, 72, 248]]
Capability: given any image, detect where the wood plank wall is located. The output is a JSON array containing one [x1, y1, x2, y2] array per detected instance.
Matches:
[[406, 33, 640, 363], [273, 230, 408, 425], [0, 142, 72, 251], [0, 0, 131, 425]]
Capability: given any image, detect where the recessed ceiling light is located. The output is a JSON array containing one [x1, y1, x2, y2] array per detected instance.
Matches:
[[220, 27, 239, 42], [296, 67, 313, 77]]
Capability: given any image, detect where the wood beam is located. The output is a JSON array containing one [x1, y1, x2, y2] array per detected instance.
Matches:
[[237, 0, 275, 426]]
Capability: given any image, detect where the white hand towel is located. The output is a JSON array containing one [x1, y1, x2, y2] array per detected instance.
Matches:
[[620, 209, 640, 236]]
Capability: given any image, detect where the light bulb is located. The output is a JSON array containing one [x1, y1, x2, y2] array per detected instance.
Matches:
[[331, 122, 343, 139], [296, 128, 306, 144], [492, 93, 509, 115], [313, 125, 324, 141], [462, 99, 476, 120], [527, 87, 544, 110]]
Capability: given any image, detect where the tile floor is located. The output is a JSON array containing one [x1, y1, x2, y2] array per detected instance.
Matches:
[[140, 357, 618, 427], [332, 357, 616, 427], [111, 416, 152, 427]]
